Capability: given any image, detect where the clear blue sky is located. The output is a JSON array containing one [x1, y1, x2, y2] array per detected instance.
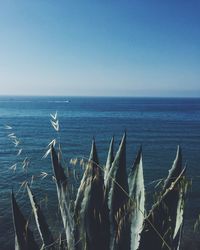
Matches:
[[0, 0, 200, 96]]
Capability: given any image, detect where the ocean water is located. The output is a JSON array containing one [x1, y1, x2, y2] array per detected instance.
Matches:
[[0, 96, 200, 249]]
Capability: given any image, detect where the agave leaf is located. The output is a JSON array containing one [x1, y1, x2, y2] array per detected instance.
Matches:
[[74, 139, 109, 250], [74, 139, 98, 250], [104, 137, 114, 187], [161, 147, 186, 249], [85, 139, 109, 250], [172, 177, 188, 250], [139, 167, 187, 250], [74, 141, 96, 249], [26, 185, 54, 249], [107, 132, 130, 250], [140, 146, 185, 250], [128, 146, 145, 250], [11, 191, 39, 250], [163, 146, 182, 191], [51, 146, 74, 250], [74, 140, 99, 216], [107, 133, 129, 216]]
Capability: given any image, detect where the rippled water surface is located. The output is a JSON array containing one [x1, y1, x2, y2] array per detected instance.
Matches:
[[0, 96, 200, 249]]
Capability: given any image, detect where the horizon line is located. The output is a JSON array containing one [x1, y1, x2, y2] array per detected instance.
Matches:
[[0, 94, 200, 99]]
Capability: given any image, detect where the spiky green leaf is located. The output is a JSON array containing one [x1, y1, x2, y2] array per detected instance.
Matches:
[[51, 146, 74, 250], [139, 167, 186, 250], [107, 133, 130, 250], [74, 139, 109, 250], [11, 191, 38, 250], [26, 184, 54, 249], [128, 146, 145, 250], [163, 146, 182, 191], [104, 137, 114, 187]]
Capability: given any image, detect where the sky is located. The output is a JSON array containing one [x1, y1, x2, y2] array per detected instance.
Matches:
[[0, 0, 200, 97]]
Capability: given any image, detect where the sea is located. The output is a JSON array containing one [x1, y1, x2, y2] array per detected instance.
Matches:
[[0, 96, 200, 249]]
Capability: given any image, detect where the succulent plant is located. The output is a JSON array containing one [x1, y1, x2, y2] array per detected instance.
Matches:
[[11, 134, 188, 250]]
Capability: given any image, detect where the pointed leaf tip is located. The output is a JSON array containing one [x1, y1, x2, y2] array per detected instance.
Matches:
[[50, 146, 67, 185], [163, 146, 182, 191], [89, 138, 99, 164], [134, 145, 142, 167], [104, 137, 115, 185], [118, 132, 126, 152]]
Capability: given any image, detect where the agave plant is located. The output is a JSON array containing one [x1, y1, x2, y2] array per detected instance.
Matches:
[[11, 133, 188, 250]]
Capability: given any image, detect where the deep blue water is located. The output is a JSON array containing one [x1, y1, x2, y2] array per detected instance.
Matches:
[[0, 96, 200, 249]]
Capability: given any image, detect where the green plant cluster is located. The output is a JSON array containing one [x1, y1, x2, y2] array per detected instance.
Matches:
[[11, 133, 187, 250]]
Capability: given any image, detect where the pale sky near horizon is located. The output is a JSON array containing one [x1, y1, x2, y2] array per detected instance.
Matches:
[[0, 1, 200, 97]]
